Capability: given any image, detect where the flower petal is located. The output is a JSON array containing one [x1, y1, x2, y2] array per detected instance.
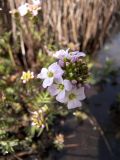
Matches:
[[77, 52, 86, 57], [76, 87, 86, 100], [37, 68, 48, 79], [48, 62, 64, 79], [67, 99, 81, 109], [68, 51, 86, 61], [32, 0, 41, 5], [56, 90, 67, 103], [53, 49, 68, 59], [48, 62, 58, 71], [55, 71, 64, 79], [49, 63, 64, 76], [58, 60, 65, 67], [18, 3, 29, 16], [64, 80, 73, 91], [43, 77, 53, 88], [54, 77, 63, 84], [47, 84, 59, 96], [71, 51, 86, 57], [32, 10, 38, 16]]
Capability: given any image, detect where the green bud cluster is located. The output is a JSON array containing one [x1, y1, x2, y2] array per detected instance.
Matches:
[[64, 59, 88, 84]]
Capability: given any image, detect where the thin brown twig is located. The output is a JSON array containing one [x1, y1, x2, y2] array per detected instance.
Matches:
[[86, 111, 115, 158], [4, 150, 37, 160]]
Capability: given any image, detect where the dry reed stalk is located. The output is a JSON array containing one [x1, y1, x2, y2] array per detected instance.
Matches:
[[10, 0, 35, 67], [9, 0, 17, 43], [42, 0, 119, 54]]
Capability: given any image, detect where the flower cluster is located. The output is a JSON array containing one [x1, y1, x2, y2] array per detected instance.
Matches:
[[37, 49, 89, 109], [21, 71, 34, 83], [53, 134, 64, 150], [31, 105, 49, 129], [18, 0, 41, 16]]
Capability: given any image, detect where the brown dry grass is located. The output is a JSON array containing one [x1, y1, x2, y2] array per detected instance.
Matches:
[[1, 0, 120, 58], [42, 0, 120, 54]]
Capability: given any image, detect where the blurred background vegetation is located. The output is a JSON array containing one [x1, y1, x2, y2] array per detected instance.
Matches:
[[0, 0, 120, 67]]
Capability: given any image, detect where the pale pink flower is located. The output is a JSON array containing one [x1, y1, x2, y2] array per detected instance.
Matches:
[[53, 49, 70, 60], [18, 3, 29, 16], [32, 9, 39, 16], [32, 0, 41, 6], [58, 87, 86, 109], [53, 49, 86, 62], [48, 78, 72, 101], [37, 62, 64, 88]]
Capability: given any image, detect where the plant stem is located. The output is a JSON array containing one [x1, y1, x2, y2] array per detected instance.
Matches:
[[20, 31, 28, 70], [8, 45, 16, 67]]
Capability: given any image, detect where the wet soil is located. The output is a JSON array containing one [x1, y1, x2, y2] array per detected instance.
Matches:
[[49, 82, 120, 160]]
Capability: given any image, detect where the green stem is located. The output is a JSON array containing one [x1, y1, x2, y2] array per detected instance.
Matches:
[[8, 45, 16, 67]]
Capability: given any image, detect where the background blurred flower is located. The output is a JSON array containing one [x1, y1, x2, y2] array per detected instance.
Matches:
[[21, 71, 34, 83], [32, 0, 41, 6], [53, 134, 64, 150], [31, 110, 45, 129], [18, 3, 29, 16]]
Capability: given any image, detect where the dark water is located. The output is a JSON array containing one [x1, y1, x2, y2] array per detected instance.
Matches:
[[50, 83, 120, 160], [97, 33, 120, 67]]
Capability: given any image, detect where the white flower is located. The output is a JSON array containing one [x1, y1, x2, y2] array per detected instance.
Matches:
[[21, 70, 34, 83], [69, 51, 86, 58], [53, 48, 70, 60], [18, 3, 29, 16], [66, 51, 86, 62], [69, 51, 86, 61], [32, 0, 41, 5], [48, 78, 72, 101], [53, 49, 86, 62], [37, 62, 64, 88], [32, 9, 39, 16], [59, 87, 85, 109]]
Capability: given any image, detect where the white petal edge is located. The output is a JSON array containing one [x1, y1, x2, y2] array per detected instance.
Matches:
[[42, 77, 53, 88], [48, 62, 58, 71], [56, 90, 67, 103], [67, 100, 81, 109], [56, 90, 65, 102], [64, 80, 73, 91], [49, 63, 64, 77], [37, 68, 48, 79], [54, 77, 63, 84], [47, 84, 59, 96], [76, 87, 86, 100]]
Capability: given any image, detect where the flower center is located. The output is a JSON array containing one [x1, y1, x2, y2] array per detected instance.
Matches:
[[48, 71, 53, 77], [58, 84, 64, 90], [69, 52, 73, 55], [69, 93, 76, 100]]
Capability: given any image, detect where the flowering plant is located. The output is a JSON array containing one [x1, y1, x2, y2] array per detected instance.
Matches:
[[37, 49, 89, 109], [18, 0, 41, 16]]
